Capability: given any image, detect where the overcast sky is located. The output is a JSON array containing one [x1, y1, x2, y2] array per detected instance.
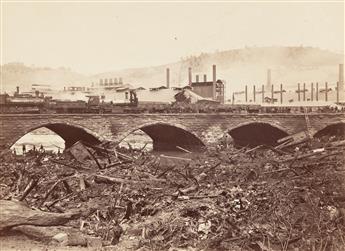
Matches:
[[1, 1, 344, 74]]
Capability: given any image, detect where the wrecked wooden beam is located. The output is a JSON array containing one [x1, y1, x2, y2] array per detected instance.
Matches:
[[160, 154, 192, 161], [176, 146, 192, 153], [94, 174, 167, 185], [0, 200, 81, 231]]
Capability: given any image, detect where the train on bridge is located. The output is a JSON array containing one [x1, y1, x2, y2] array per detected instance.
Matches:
[[0, 88, 343, 114]]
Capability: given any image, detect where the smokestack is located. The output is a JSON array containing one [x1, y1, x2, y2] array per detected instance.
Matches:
[[166, 68, 170, 88], [196, 75, 199, 83], [266, 69, 271, 89], [203, 74, 207, 82], [119, 78, 123, 85], [212, 65, 216, 100], [339, 64, 344, 90], [245, 85, 248, 102], [262, 85, 265, 103], [188, 67, 192, 85], [16, 86, 19, 94]]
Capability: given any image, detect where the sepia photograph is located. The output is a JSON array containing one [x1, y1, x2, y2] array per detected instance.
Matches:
[[0, 0, 344, 250]]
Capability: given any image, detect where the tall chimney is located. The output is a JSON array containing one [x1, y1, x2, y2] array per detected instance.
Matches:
[[266, 69, 271, 90], [262, 85, 265, 103], [339, 64, 344, 90], [188, 67, 192, 85], [212, 65, 216, 100], [16, 86, 19, 94], [196, 75, 199, 83], [245, 85, 248, 102], [203, 74, 207, 82], [166, 68, 170, 88]]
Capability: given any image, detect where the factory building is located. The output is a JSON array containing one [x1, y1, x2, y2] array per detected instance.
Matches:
[[188, 65, 225, 104], [164, 65, 225, 103]]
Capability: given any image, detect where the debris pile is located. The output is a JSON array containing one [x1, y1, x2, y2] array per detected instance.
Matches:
[[0, 137, 344, 250]]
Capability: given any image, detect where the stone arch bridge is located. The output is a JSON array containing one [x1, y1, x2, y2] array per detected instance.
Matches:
[[0, 113, 344, 151]]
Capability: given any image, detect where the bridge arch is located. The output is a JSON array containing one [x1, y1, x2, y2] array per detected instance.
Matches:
[[10, 122, 101, 149], [228, 122, 289, 147], [119, 122, 205, 151], [313, 122, 345, 139]]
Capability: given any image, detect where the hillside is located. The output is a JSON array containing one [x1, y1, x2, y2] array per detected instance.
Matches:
[[0, 63, 87, 93], [1, 47, 343, 94], [92, 46, 344, 92]]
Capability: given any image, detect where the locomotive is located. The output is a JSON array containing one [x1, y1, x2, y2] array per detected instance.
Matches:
[[0, 88, 48, 114]]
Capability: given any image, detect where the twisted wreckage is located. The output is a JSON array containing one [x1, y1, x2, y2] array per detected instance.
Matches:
[[0, 129, 345, 251]]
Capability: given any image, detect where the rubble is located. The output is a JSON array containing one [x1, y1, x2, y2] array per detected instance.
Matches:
[[0, 136, 344, 250]]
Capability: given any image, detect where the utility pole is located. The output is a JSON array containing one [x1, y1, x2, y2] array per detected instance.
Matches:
[[303, 83, 306, 101], [296, 83, 307, 102], [310, 83, 314, 101]]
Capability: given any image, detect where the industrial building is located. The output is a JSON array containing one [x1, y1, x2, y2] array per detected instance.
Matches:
[[165, 65, 225, 104]]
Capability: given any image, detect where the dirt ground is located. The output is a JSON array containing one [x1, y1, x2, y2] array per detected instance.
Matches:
[[0, 234, 94, 251]]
